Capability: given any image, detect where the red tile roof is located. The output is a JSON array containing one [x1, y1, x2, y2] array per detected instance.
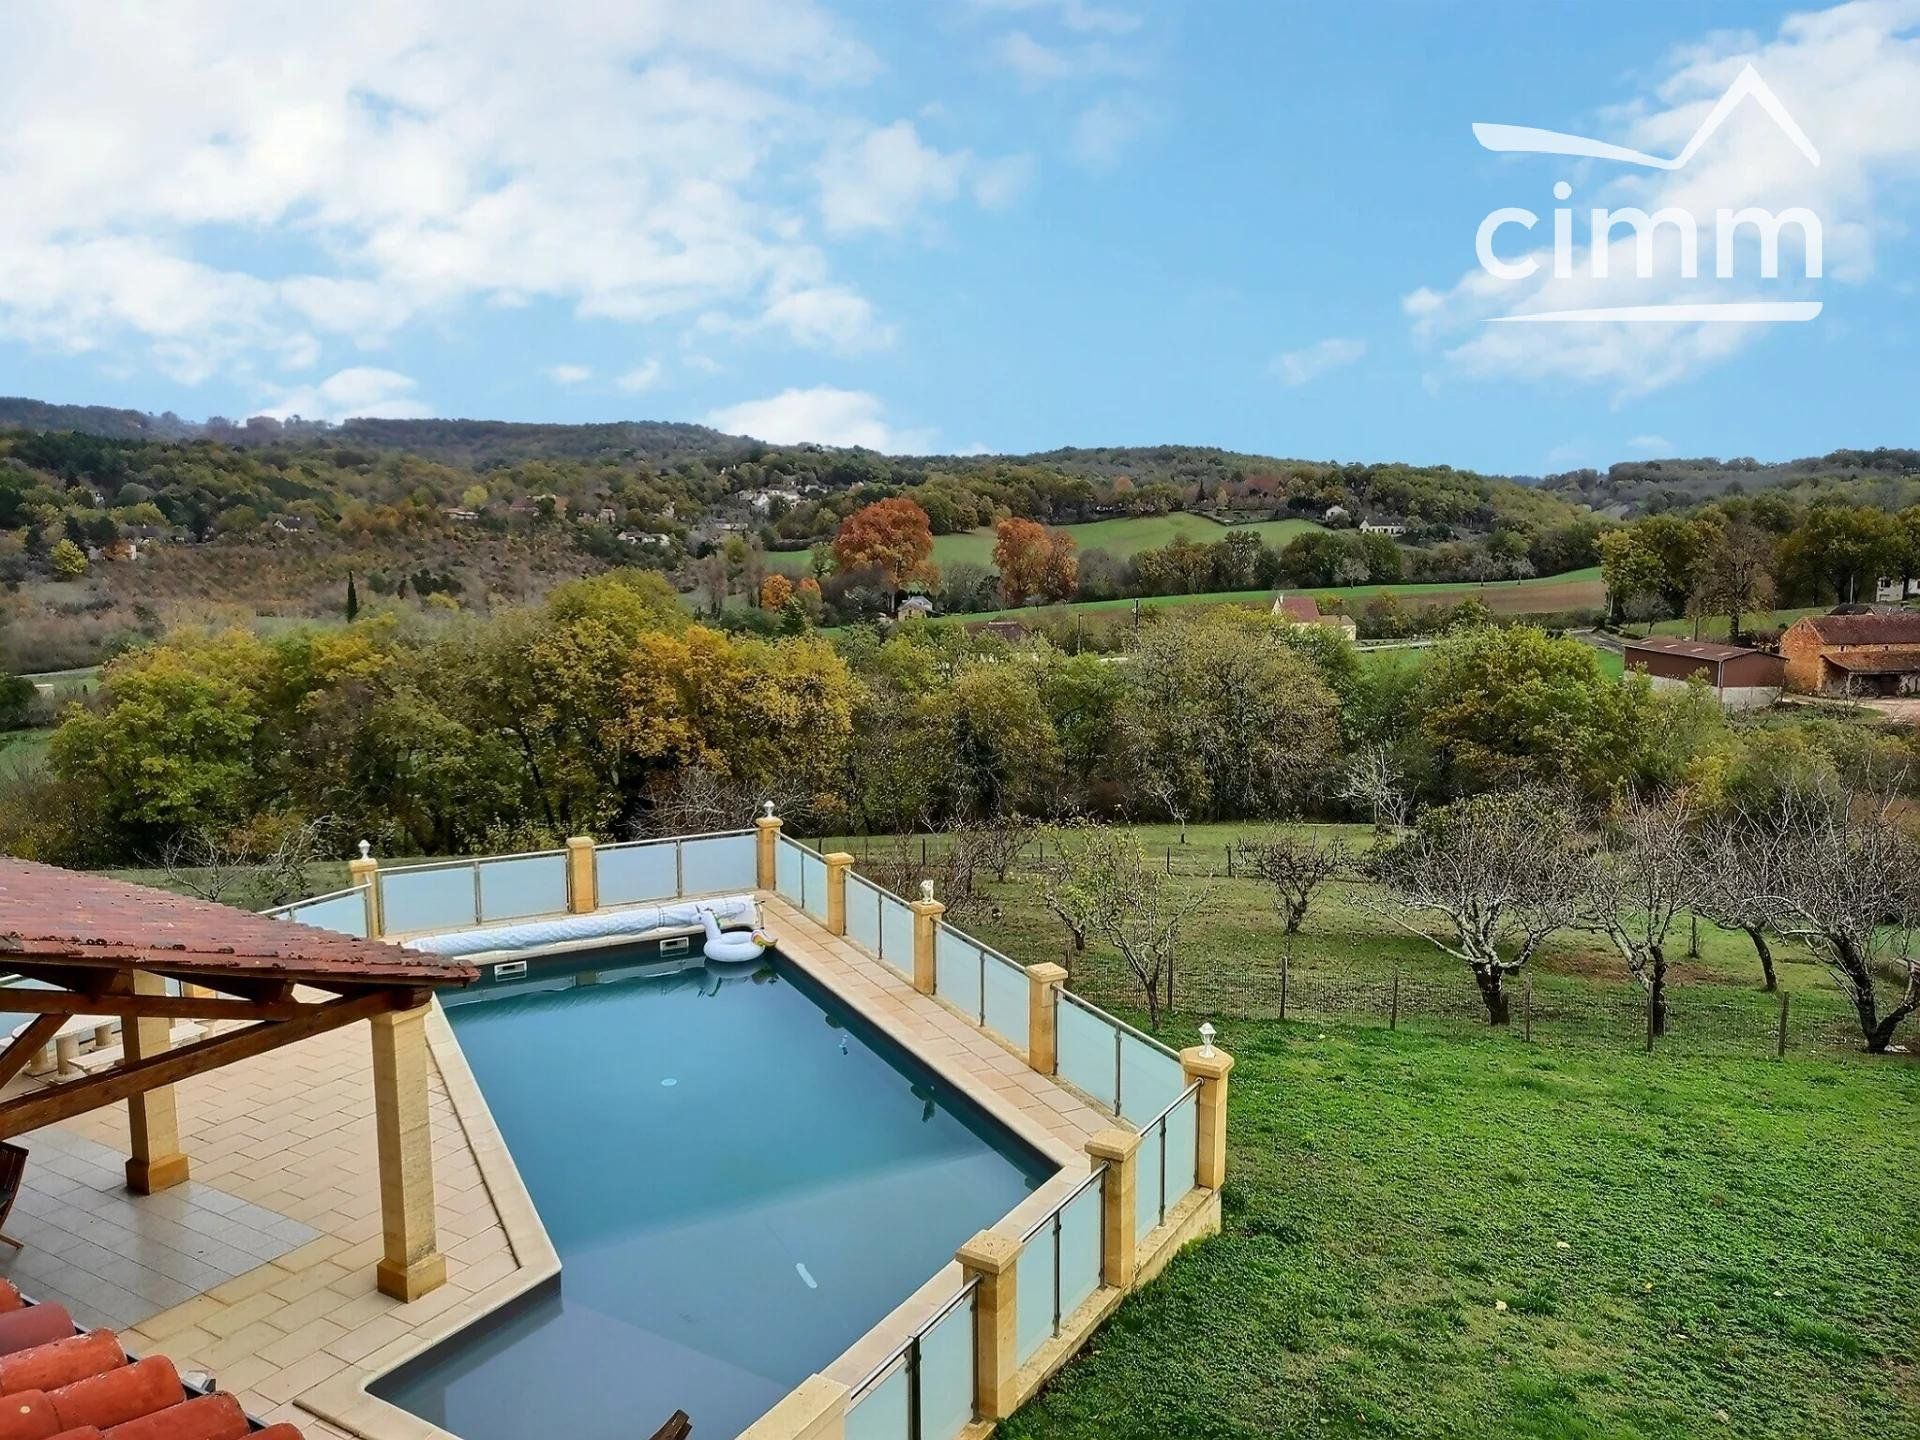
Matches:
[[1825, 651, 1920, 674], [1274, 594, 1321, 623], [0, 1278, 301, 1437], [0, 859, 475, 989], [1798, 612, 1920, 645]]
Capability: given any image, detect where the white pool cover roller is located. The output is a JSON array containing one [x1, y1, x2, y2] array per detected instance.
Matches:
[[409, 894, 759, 957]]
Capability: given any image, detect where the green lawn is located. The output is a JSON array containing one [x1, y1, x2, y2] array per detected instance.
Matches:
[[1003, 1020, 1920, 1440], [0, 728, 53, 771], [1644, 608, 1827, 640], [767, 513, 1327, 576]]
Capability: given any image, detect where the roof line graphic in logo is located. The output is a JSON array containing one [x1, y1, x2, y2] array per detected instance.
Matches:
[[1474, 64, 1819, 171], [1470, 64, 1822, 324]]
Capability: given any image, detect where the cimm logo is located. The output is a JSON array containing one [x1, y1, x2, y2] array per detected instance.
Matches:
[[1472, 65, 1823, 323]]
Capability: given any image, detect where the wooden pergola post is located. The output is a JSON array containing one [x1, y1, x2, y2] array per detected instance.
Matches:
[[371, 1001, 447, 1301], [123, 970, 189, 1194]]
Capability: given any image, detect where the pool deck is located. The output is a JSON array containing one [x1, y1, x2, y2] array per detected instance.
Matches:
[[1, 893, 1147, 1439]]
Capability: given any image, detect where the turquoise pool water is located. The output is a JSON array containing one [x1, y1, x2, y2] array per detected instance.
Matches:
[[371, 947, 1051, 1440]]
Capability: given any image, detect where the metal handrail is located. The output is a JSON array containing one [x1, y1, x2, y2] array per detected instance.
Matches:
[[1139, 1079, 1202, 1231], [1019, 1163, 1107, 1244], [1056, 987, 1181, 1061], [596, 829, 753, 850], [848, 1275, 981, 1402], [1136, 1078, 1202, 1138], [260, 882, 366, 918]]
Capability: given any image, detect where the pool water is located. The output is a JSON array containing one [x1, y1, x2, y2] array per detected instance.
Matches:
[[372, 948, 1051, 1440]]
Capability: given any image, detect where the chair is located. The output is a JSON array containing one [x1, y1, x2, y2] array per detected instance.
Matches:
[[0, 1142, 25, 1251]]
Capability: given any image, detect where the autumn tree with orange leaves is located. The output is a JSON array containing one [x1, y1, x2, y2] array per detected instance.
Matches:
[[759, 573, 794, 611], [994, 518, 1079, 606], [833, 499, 938, 611]]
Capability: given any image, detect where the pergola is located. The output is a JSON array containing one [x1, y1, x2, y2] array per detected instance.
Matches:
[[0, 858, 477, 1301]]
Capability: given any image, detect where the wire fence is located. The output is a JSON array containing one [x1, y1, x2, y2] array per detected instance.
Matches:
[[1143, 955, 1877, 1061]]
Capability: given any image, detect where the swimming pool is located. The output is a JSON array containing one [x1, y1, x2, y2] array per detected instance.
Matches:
[[371, 945, 1053, 1440]]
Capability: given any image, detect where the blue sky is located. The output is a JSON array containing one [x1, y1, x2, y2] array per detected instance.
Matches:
[[1, 0, 1915, 474]]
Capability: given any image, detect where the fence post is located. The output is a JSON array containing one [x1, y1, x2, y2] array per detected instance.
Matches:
[[565, 836, 597, 914], [1178, 1040, 1235, 1190], [1166, 845, 1173, 875], [1389, 970, 1400, 1030], [1776, 990, 1790, 1059], [1523, 977, 1533, 1043], [1226, 844, 1234, 878], [754, 804, 782, 890], [1279, 952, 1289, 1022], [1026, 963, 1068, 1075], [1645, 986, 1657, 1054], [349, 842, 382, 939], [1085, 1128, 1141, 1289], [955, 1230, 1023, 1421], [823, 852, 854, 936], [910, 883, 945, 997]]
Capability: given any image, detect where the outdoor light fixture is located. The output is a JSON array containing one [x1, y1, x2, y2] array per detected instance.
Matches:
[[1199, 1022, 1216, 1058]]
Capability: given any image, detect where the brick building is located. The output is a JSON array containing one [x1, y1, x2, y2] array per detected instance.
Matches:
[[1779, 611, 1920, 696]]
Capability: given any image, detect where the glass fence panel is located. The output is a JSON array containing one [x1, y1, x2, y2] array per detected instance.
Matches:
[[1135, 1128, 1162, 1245], [596, 842, 678, 906], [283, 891, 367, 938], [1016, 1220, 1058, 1366], [801, 849, 830, 921], [1058, 1179, 1104, 1319], [775, 838, 805, 907], [845, 1361, 908, 1440], [919, 1292, 977, 1440], [1117, 1031, 1186, 1128], [477, 853, 568, 922], [879, 894, 915, 977], [847, 876, 884, 957], [380, 865, 477, 935], [936, 927, 983, 1019], [981, 953, 1029, 1053], [681, 834, 756, 895], [1162, 1087, 1200, 1220], [1056, 999, 1118, 1113]]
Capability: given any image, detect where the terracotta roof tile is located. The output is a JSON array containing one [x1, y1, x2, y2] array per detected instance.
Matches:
[[1800, 612, 1920, 645], [0, 859, 475, 989]]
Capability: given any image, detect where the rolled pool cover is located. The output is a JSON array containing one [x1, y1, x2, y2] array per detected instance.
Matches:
[[409, 895, 758, 958]]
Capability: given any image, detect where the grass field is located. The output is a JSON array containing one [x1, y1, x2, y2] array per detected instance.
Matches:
[[939, 566, 1606, 626], [1002, 1022, 1919, 1440], [766, 513, 1327, 576], [819, 822, 1919, 1439], [1644, 607, 1827, 640], [0, 728, 52, 771]]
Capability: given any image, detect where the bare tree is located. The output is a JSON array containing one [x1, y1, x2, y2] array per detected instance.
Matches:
[[1139, 771, 1191, 846], [1046, 822, 1209, 1027], [158, 818, 334, 910], [1580, 792, 1699, 1036], [1721, 781, 1920, 1052], [1691, 819, 1783, 991], [1239, 832, 1347, 935], [970, 811, 1038, 883], [1363, 789, 1586, 1025], [1337, 742, 1411, 833], [644, 766, 814, 838]]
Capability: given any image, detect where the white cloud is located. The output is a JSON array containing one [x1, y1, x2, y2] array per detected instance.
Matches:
[[972, 0, 1141, 36], [1405, 2, 1920, 397], [998, 31, 1077, 85], [815, 120, 1031, 234], [1070, 96, 1154, 170], [706, 386, 936, 452], [1628, 433, 1674, 452], [546, 363, 593, 385], [1273, 337, 1367, 387], [760, 284, 897, 352], [616, 360, 664, 392], [0, 2, 915, 384], [257, 366, 429, 422]]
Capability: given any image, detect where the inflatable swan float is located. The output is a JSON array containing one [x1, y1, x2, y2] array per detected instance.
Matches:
[[698, 905, 773, 964]]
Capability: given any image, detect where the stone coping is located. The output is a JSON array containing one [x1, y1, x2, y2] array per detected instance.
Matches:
[[292, 889, 1171, 1438]]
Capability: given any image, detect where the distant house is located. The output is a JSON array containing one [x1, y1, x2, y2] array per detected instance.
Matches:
[[1358, 519, 1406, 538], [896, 595, 935, 620], [1876, 575, 1920, 604], [1780, 611, 1920, 696], [441, 506, 480, 522], [1271, 592, 1358, 640], [619, 531, 673, 549], [1622, 637, 1783, 710], [1322, 505, 1351, 525]]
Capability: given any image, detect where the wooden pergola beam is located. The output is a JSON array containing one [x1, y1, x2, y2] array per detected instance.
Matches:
[[0, 1015, 66, 1090], [0, 990, 314, 1024], [0, 986, 425, 1138]]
